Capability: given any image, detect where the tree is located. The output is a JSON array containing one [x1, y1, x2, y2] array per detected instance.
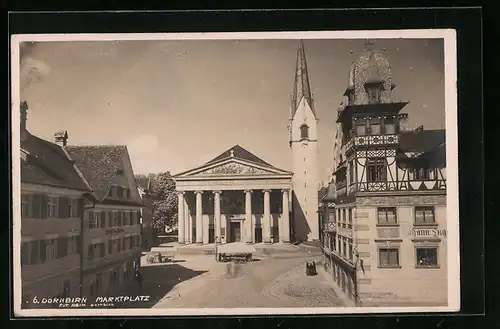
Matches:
[[149, 172, 178, 232]]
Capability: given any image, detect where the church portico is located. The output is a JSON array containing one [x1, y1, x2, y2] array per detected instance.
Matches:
[[173, 145, 293, 245]]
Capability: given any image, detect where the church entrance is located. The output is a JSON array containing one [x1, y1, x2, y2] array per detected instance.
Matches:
[[254, 224, 263, 243], [229, 221, 241, 243]]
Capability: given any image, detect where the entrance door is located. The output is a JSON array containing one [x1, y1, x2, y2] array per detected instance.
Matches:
[[230, 222, 241, 242]]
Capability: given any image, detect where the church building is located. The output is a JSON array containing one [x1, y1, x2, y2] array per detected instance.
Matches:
[[320, 41, 448, 306], [173, 41, 320, 244]]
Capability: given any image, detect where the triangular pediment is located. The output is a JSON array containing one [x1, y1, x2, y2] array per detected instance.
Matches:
[[175, 157, 292, 178]]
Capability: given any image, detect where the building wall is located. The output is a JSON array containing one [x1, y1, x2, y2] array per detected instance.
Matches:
[[20, 183, 85, 304], [81, 205, 142, 297], [290, 97, 319, 242], [355, 195, 447, 306]]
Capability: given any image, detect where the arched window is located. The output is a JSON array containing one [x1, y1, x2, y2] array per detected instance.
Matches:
[[300, 124, 309, 139]]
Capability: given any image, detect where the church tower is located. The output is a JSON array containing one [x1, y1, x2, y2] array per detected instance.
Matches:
[[289, 40, 319, 242]]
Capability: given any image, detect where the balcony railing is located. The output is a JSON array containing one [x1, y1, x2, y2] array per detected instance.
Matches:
[[354, 134, 399, 146]]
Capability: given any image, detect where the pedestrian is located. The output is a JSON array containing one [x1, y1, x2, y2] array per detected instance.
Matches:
[[135, 270, 143, 291]]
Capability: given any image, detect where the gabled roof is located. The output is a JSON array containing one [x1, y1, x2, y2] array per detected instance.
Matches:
[[321, 181, 336, 202], [20, 132, 90, 191], [399, 129, 445, 153], [175, 144, 292, 178], [65, 145, 143, 206], [206, 144, 274, 169]]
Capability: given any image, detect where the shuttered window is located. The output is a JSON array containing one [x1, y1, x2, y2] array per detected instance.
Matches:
[[58, 197, 69, 218], [21, 242, 30, 265], [47, 197, 58, 218], [57, 237, 68, 258], [30, 240, 39, 264]]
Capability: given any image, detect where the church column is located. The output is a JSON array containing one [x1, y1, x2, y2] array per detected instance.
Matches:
[[263, 189, 272, 244], [184, 195, 191, 243], [177, 192, 185, 244], [195, 190, 203, 244], [245, 189, 253, 244], [281, 189, 290, 243], [214, 191, 221, 244]]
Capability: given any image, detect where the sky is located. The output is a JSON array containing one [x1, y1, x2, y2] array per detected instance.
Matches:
[[18, 37, 445, 183]]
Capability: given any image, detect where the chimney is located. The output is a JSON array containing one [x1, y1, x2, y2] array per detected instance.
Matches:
[[20, 101, 28, 141], [54, 130, 68, 146]]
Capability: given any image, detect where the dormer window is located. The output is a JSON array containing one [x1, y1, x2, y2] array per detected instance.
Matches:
[[367, 87, 381, 104], [126, 188, 131, 199], [300, 124, 309, 140], [117, 186, 123, 198]]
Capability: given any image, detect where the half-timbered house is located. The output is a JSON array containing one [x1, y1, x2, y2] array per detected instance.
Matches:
[[320, 42, 448, 306]]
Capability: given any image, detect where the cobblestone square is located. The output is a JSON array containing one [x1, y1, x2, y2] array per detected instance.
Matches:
[[126, 247, 346, 309]]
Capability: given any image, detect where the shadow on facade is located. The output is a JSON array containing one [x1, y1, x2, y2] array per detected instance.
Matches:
[[291, 193, 311, 243]]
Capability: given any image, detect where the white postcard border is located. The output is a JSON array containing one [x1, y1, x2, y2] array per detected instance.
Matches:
[[11, 29, 459, 317]]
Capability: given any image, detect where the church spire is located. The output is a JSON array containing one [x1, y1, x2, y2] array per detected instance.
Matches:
[[291, 40, 315, 118]]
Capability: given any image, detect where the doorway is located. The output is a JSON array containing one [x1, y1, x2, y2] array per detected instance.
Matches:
[[229, 221, 241, 242]]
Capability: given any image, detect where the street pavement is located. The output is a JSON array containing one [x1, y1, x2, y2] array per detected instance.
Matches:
[[139, 247, 345, 308]]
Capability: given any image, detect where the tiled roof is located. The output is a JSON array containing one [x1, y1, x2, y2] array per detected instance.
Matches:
[[323, 181, 336, 201], [206, 144, 275, 168], [399, 129, 446, 153], [65, 145, 142, 205], [318, 186, 328, 200], [20, 132, 90, 191]]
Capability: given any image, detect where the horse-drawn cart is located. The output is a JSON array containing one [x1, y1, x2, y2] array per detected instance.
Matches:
[[217, 243, 256, 263], [146, 248, 175, 264]]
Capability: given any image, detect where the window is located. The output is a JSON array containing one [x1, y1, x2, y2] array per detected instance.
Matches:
[[69, 199, 79, 218], [126, 188, 131, 199], [67, 236, 78, 254], [108, 240, 113, 254], [348, 243, 353, 262], [100, 211, 107, 228], [117, 212, 123, 226], [416, 247, 438, 267], [348, 208, 353, 225], [355, 119, 366, 136], [367, 87, 380, 104], [348, 160, 354, 183], [300, 124, 309, 139], [30, 241, 39, 265], [88, 212, 98, 229], [415, 206, 435, 225], [367, 158, 386, 182], [369, 118, 381, 135], [123, 211, 129, 225], [44, 239, 58, 261], [342, 209, 346, 223], [88, 245, 94, 259], [328, 212, 335, 223], [108, 211, 114, 227], [384, 118, 396, 134], [411, 168, 436, 180], [117, 186, 123, 197], [47, 197, 58, 218], [21, 242, 30, 265], [21, 195, 30, 218], [377, 207, 397, 224], [378, 248, 400, 267]]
